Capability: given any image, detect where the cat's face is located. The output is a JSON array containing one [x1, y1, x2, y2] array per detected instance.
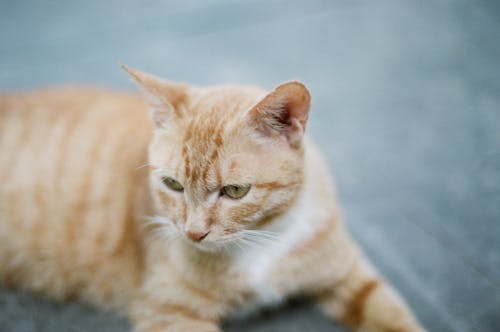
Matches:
[[123, 65, 311, 252]]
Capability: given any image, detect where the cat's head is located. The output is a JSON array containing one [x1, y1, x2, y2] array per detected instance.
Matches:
[[123, 65, 311, 252]]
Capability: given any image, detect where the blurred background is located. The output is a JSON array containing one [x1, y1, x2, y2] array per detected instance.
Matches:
[[1, 1, 499, 331]]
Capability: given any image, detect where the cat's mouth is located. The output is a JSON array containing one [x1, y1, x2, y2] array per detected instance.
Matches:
[[184, 229, 280, 254], [182, 232, 243, 253], [185, 236, 226, 253]]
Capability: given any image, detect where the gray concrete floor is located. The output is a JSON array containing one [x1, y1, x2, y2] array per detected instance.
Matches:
[[1, 1, 499, 331]]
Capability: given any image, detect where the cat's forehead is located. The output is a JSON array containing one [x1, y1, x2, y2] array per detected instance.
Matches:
[[161, 86, 264, 190], [186, 85, 265, 116], [179, 87, 260, 151]]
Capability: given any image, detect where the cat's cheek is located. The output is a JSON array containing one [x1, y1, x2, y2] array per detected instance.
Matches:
[[155, 189, 177, 210], [222, 203, 259, 226], [151, 189, 185, 226]]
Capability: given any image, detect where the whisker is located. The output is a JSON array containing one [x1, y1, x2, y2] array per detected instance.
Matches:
[[141, 215, 174, 230], [143, 215, 180, 248], [136, 162, 153, 170], [239, 230, 286, 249], [239, 237, 269, 251], [240, 229, 281, 238]]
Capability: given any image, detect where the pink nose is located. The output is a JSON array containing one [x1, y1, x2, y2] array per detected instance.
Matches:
[[186, 230, 209, 242]]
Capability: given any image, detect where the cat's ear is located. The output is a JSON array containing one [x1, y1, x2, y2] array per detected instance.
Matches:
[[248, 81, 311, 148], [121, 64, 187, 128]]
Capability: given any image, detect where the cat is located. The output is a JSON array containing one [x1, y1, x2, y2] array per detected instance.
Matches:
[[0, 64, 426, 332]]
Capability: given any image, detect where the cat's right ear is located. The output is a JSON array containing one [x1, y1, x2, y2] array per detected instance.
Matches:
[[120, 64, 187, 128]]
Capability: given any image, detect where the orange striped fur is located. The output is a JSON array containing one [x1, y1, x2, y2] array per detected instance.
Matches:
[[0, 66, 425, 332]]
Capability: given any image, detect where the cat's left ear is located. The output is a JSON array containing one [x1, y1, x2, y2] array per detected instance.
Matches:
[[121, 64, 188, 128], [248, 81, 311, 148]]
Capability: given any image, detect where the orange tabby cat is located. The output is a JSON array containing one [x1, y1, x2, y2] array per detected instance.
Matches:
[[0, 65, 425, 332]]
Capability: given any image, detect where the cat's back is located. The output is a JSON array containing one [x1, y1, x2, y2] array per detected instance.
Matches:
[[0, 88, 150, 153], [0, 88, 151, 309], [0, 87, 148, 129], [0, 88, 152, 190]]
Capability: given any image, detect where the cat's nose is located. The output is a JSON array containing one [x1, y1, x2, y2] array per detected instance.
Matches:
[[186, 230, 209, 242]]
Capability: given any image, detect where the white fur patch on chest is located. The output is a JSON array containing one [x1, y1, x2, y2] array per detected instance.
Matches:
[[232, 173, 326, 311]]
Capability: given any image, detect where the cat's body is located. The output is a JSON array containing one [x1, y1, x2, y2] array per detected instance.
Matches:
[[0, 68, 425, 332], [0, 89, 149, 310]]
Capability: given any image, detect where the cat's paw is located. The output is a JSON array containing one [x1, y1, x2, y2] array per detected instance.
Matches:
[[361, 321, 427, 332], [133, 321, 222, 332]]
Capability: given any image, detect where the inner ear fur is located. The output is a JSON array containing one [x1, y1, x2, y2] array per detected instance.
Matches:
[[248, 81, 311, 148]]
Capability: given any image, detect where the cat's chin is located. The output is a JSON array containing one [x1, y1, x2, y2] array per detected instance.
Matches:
[[184, 238, 226, 254]]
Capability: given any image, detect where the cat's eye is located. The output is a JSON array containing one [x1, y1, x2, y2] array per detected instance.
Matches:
[[221, 184, 251, 199], [161, 177, 184, 192]]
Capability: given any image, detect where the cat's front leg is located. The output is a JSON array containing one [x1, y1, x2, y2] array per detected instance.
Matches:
[[318, 263, 425, 332], [314, 231, 425, 332], [132, 318, 221, 332], [130, 299, 222, 332], [129, 277, 226, 332]]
